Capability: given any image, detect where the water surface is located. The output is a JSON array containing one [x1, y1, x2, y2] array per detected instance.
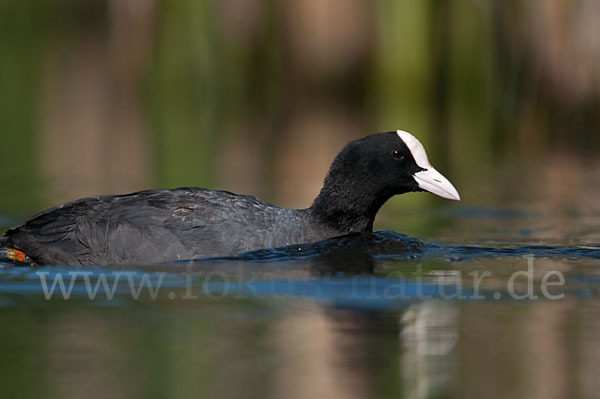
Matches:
[[1, 203, 599, 399]]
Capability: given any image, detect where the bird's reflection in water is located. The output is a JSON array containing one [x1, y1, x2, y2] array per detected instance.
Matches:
[[270, 300, 458, 399], [401, 301, 459, 398]]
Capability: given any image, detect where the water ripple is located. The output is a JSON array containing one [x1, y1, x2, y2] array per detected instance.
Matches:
[[198, 230, 600, 263]]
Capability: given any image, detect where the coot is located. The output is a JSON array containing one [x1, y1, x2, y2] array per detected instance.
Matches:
[[0, 130, 459, 266]]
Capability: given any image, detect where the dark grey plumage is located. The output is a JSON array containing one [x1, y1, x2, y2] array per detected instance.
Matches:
[[1, 189, 340, 265], [0, 131, 459, 266]]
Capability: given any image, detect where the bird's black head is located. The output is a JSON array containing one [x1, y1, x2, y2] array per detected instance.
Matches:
[[311, 130, 460, 233], [337, 131, 425, 195]]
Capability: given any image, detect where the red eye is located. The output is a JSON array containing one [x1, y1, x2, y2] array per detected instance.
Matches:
[[392, 150, 404, 160]]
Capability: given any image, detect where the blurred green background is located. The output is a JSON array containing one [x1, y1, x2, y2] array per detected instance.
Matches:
[[1, 0, 599, 224]]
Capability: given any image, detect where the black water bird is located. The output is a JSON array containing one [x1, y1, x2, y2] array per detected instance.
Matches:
[[0, 130, 460, 265]]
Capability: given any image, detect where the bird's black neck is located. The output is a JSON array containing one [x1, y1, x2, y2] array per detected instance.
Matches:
[[309, 174, 394, 235]]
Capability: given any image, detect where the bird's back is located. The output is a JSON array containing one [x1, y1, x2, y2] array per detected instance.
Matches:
[[0, 188, 316, 265]]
